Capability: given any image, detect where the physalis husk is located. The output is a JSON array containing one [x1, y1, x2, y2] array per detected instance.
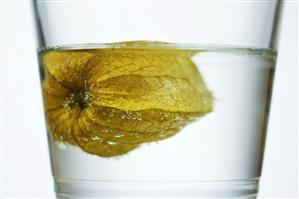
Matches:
[[41, 41, 213, 157]]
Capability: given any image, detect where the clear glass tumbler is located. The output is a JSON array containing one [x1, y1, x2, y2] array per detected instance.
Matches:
[[34, 1, 278, 198]]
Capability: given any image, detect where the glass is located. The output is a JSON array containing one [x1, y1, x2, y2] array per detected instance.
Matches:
[[34, 1, 278, 198]]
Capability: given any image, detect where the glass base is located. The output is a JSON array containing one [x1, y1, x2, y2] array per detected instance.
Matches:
[[55, 178, 258, 199]]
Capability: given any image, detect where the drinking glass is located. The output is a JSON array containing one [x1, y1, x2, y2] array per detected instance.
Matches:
[[34, 1, 278, 198]]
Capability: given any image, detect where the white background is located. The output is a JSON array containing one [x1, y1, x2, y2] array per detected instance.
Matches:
[[1, 0, 297, 198]]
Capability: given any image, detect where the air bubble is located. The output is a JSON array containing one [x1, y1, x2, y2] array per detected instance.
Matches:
[[91, 135, 102, 141], [174, 113, 182, 121], [159, 133, 166, 137], [107, 141, 117, 145], [137, 117, 143, 121], [115, 134, 124, 138], [57, 142, 68, 150]]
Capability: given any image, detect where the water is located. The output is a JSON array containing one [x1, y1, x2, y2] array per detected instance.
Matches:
[[38, 42, 276, 198]]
